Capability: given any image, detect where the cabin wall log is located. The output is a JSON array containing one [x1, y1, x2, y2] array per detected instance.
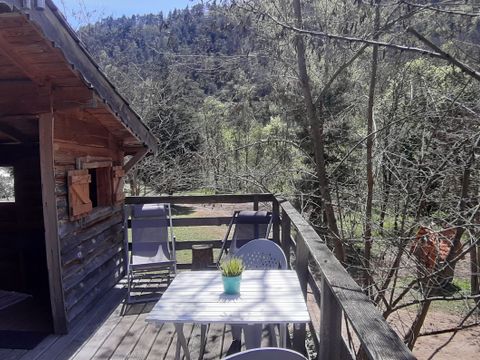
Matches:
[[53, 111, 126, 329], [64, 252, 124, 322]]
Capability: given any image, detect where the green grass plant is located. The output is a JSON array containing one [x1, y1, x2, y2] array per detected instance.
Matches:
[[220, 257, 244, 277]]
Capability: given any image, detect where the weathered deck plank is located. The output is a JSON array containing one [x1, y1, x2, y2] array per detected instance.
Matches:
[[127, 322, 163, 360], [144, 323, 176, 360], [109, 302, 156, 359], [6, 286, 124, 360], [69, 296, 127, 360], [203, 324, 229, 360], [19, 335, 60, 360], [90, 302, 147, 359], [47, 288, 127, 360], [2, 349, 28, 360]]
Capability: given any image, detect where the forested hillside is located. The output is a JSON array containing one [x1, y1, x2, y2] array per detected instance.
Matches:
[[78, 1, 480, 356], [80, 4, 301, 196]]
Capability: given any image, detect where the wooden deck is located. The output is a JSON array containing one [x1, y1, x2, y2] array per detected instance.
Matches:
[[0, 276, 274, 360], [0, 193, 416, 360]]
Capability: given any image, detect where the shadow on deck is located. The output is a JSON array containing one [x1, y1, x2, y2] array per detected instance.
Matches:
[[1, 276, 271, 360]]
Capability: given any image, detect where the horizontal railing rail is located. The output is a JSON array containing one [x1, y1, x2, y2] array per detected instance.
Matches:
[[126, 193, 274, 205], [125, 194, 279, 270], [124, 194, 414, 360]]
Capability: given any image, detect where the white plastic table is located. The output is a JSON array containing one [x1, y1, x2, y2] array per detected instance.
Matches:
[[146, 270, 310, 360]]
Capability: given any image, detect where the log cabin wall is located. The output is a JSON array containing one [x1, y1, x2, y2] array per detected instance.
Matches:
[[0, 1, 157, 332], [53, 111, 126, 326]]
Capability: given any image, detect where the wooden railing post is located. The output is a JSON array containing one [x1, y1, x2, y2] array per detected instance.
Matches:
[[318, 278, 342, 360], [272, 199, 280, 243], [281, 208, 291, 266], [253, 195, 259, 211], [293, 233, 308, 354]]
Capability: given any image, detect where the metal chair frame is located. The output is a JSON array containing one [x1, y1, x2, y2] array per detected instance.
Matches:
[[124, 203, 176, 304], [217, 210, 273, 264]]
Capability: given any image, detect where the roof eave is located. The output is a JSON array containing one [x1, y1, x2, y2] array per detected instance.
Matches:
[[1, 0, 159, 154]]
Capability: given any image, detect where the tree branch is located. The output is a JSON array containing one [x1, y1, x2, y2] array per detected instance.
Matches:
[[246, 4, 443, 57], [407, 27, 480, 82], [419, 321, 480, 337], [401, 0, 480, 17], [390, 294, 480, 312]]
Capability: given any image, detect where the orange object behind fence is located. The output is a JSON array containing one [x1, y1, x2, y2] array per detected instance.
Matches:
[[410, 226, 458, 270]]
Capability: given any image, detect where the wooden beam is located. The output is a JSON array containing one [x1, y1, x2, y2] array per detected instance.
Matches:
[[0, 121, 30, 142], [281, 208, 291, 265], [126, 193, 275, 205], [123, 147, 149, 174], [272, 198, 280, 243], [39, 112, 67, 334], [0, 26, 44, 83], [0, 80, 95, 115], [76, 156, 113, 170]]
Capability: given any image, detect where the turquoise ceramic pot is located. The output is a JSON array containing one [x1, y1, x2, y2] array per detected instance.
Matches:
[[222, 275, 241, 294]]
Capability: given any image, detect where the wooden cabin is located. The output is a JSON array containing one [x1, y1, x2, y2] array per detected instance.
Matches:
[[0, 0, 157, 335]]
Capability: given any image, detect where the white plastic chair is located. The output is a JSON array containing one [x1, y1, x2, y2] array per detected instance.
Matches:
[[124, 203, 176, 303], [224, 347, 307, 360], [234, 239, 287, 270], [231, 239, 288, 348]]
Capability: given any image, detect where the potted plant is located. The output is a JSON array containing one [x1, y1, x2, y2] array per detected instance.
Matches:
[[220, 257, 244, 295]]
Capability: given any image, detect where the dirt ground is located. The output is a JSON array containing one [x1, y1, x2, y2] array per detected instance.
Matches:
[[408, 311, 480, 359], [185, 203, 480, 359]]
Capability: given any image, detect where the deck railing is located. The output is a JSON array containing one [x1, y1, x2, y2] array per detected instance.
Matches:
[[125, 194, 414, 360]]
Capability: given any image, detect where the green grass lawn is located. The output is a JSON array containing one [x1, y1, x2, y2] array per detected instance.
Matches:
[[173, 226, 226, 242]]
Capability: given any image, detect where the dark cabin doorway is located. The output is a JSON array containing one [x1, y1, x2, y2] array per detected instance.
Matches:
[[0, 118, 53, 342]]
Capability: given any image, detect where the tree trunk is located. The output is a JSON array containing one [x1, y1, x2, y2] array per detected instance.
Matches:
[[472, 186, 480, 295], [471, 242, 479, 295], [292, 0, 345, 261], [442, 135, 480, 282], [129, 171, 140, 196], [364, 1, 380, 291], [405, 298, 432, 349], [379, 168, 392, 232]]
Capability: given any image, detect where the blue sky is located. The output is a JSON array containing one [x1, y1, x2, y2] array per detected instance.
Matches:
[[58, 0, 199, 28]]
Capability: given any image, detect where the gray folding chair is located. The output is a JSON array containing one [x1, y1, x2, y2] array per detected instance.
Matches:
[[224, 347, 307, 360], [217, 210, 273, 263], [124, 203, 176, 303]]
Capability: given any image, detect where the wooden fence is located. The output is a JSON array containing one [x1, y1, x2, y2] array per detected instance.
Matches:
[[125, 194, 414, 360]]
